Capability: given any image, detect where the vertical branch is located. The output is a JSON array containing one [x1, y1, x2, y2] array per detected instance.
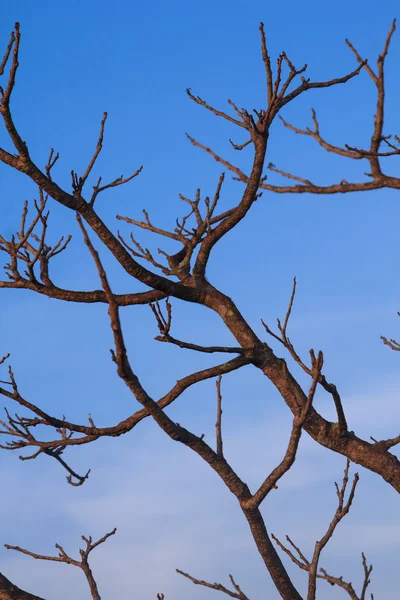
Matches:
[[259, 22, 273, 106], [216, 375, 223, 457], [369, 19, 396, 176]]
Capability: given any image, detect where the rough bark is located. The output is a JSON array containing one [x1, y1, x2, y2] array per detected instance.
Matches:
[[0, 574, 45, 600]]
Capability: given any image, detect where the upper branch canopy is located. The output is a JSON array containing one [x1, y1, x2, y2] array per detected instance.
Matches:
[[0, 25, 204, 304]]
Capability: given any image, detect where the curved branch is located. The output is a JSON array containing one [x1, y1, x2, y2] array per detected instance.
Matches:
[[0, 573, 46, 600], [0, 278, 167, 305]]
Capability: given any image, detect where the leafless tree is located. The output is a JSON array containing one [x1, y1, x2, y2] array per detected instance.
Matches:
[[0, 18, 398, 600]]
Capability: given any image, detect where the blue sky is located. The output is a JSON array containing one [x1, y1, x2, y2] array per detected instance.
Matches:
[[0, 0, 399, 598]]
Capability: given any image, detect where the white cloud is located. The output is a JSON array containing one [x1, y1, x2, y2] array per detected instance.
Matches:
[[1, 375, 399, 600]]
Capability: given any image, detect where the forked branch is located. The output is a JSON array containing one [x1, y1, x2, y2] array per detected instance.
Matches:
[[177, 569, 249, 600], [5, 528, 117, 600], [215, 375, 223, 457], [272, 460, 366, 600], [262, 278, 348, 432], [117, 173, 227, 280], [0, 193, 72, 287], [243, 351, 323, 510], [261, 20, 399, 194], [77, 216, 303, 600], [150, 299, 245, 354], [0, 316, 250, 484]]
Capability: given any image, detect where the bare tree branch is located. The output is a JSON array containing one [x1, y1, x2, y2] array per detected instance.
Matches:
[[381, 311, 400, 351], [44, 147, 60, 180], [186, 89, 246, 129], [150, 299, 245, 354], [0, 572, 46, 600], [0, 341, 250, 481], [75, 215, 303, 600], [381, 336, 400, 350], [71, 112, 108, 196], [5, 528, 117, 600], [262, 278, 348, 433], [90, 166, 143, 206], [177, 569, 249, 600], [318, 552, 373, 600], [261, 20, 399, 194], [0, 19, 399, 600], [272, 460, 364, 600]]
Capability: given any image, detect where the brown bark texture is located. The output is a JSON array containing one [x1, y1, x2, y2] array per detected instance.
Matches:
[[0, 18, 398, 600]]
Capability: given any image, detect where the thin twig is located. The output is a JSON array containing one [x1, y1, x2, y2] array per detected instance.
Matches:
[[216, 375, 223, 457], [5, 528, 117, 600], [177, 569, 249, 600]]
